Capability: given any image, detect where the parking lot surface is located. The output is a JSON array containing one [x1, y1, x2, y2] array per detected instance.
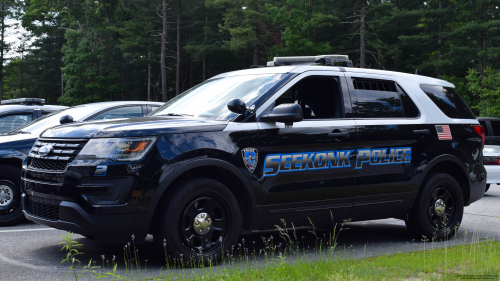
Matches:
[[2, 185, 499, 280]]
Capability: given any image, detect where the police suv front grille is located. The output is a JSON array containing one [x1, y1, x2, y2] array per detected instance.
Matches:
[[27, 195, 61, 221], [28, 139, 88, 172], [29, 159, 70, 171]]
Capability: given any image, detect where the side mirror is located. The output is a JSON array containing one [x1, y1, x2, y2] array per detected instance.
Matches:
[[227, 98, 248, 115], [59, 115, 74, 124], [259, 103, 303, 126]]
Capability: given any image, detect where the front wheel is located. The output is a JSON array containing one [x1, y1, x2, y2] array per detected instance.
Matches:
[[405, 173, 464, 240], [153, 178, 241, 264], [0, 165, 25, 226]]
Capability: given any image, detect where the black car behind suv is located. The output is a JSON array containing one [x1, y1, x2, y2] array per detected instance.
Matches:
[[22, 55, 486, 262]]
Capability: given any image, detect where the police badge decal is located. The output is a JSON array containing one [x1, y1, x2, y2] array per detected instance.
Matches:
[[241, 148, 258, 173]]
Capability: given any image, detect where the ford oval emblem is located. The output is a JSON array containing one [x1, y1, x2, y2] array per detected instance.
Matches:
[[38, 145, 53, 157]]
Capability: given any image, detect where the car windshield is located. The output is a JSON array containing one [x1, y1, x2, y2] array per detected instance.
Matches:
[[8, 105, 102, 135], [152, 74, 286, 120]]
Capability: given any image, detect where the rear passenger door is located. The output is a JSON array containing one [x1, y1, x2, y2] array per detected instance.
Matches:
[[345, 73, 435, 221], [256, 71, 357, 227]]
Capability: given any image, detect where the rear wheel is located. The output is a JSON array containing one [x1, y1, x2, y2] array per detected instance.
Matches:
[[405, 173, 464, 240], [0, 165, 24, 226], [485, 184, 490, 193], [153, 178, 241, 264]]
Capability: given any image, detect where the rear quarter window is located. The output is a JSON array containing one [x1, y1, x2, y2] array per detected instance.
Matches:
[[420, 85, 475, 119]]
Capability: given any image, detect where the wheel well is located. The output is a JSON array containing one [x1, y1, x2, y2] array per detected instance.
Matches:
[[423, 160, 470, 204], [151, 165, 253, 232]]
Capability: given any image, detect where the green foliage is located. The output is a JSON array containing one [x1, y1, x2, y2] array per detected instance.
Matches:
[[266, 0, 337, 58], [467, 68, 500, 117], [2, 0, 500, 109]]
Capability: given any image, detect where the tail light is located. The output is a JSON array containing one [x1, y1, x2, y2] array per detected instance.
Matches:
[[471, 125, 485, 148], [483, 156, 500, 165]]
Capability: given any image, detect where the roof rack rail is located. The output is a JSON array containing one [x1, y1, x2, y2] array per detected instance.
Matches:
[[1, 98, 45, 106], [267, 54, 353, 67]]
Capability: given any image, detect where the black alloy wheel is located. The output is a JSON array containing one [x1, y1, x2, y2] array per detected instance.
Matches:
[[427, 186, 456, 230], [406, 173, 464, 240], [0, 164, 25, 226], [153, 177, 241, 264], [180, 196, 228, 255]]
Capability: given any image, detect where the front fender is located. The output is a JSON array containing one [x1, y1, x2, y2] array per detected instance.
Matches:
[[146, 158, 257, 213]]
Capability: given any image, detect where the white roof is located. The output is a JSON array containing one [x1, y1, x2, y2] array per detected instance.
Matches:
[[214, 65, 454, 87]]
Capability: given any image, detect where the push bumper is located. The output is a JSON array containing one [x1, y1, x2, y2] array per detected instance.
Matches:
[[22, 194, 153, 243]]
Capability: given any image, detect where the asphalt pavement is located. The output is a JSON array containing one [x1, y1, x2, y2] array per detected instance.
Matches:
[[1, 185, 499, 281]]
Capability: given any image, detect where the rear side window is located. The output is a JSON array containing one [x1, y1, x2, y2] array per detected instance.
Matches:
[[89, 106, 144, 121], [352, 78, 403, 118], [420, 85, 475, 119], [490, 121, 500, 136]]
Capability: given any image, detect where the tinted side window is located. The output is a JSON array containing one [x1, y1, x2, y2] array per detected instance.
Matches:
[[490, 121, 500, 136], [352, 78, 403, 118], [479, 121, 490, 135], [275, 76, 343, 119], [0, 114, 33, 133], [89, 106, 143, 121], [396, 84, 420, 118], [420, 85, 475, 119]]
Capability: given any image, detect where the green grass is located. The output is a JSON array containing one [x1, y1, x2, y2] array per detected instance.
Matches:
[[59, 221, 500, 280], [177, 240, 500, 281]]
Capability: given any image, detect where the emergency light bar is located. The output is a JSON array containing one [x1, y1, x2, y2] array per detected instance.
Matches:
[[267, 54, 352, 67], [1, 98, 46, 105]]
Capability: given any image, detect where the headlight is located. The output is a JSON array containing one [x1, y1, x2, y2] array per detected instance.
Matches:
[[77, 137, 158, 161]]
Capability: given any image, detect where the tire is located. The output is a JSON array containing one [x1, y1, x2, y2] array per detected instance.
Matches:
[[153, 178, 241, 264], [0, 164, 25, 226], [485, 184, 490, 193], [405, 173, 464, 240]]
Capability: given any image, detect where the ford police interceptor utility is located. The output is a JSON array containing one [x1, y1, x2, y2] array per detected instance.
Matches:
[[21, 55, 486, 262]]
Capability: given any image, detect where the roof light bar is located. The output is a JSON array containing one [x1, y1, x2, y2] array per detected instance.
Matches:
[[267, 54, 352, 67], [1, 98, 46, 105]]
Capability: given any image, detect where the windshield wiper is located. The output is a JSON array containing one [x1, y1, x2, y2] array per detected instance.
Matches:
[[157, 113, 194, 117]]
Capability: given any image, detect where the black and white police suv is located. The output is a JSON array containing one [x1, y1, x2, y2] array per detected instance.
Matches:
[[22, 55, 486, 261]]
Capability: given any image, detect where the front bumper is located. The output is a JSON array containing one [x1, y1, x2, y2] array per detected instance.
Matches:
[[22, 193, 153, 243], [485, 165, 500, 184]]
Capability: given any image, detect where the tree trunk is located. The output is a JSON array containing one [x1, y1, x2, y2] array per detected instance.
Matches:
[[437, 0, 442, 78], [161, 0, 168, 102], [20, 51, 23, 98], [0, 2, 5, 103], [176, 0, 181, 96], [253, 45, 258, 66], [203, 58, 206, 81], [148, 50, 151, 101], [360, 0, 366, 68], [189, 59, 193, 88], [61, 69, 64, 97]]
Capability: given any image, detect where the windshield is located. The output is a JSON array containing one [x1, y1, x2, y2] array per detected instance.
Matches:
[[8, 105, 103, 135], [152, 74, 286, 120]]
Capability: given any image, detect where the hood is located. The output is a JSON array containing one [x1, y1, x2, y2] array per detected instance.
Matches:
[[41, 117, 229, 139]]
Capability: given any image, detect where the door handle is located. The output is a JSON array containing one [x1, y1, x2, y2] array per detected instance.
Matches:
[[328, 132, 350, 138], [413, 129, 430, 135]]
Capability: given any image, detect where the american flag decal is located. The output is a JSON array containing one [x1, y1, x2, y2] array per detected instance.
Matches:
[[436, 125, 452, 140]]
